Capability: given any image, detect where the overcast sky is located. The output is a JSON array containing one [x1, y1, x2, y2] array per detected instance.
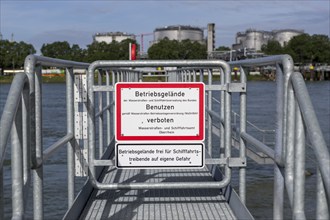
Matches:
[[1, 0, 329, 53]]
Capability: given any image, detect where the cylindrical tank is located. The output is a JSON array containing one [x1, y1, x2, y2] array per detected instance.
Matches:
[[245, 30, 264, 51], [94, 32, 135, 43], [263, 31, 273, 43], [153, 25, 204, 43], [236, 32, 246, 44], [273, 29, 304, 46]]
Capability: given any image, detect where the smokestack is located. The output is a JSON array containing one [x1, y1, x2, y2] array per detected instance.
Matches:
[[207, 23, 215, 55]]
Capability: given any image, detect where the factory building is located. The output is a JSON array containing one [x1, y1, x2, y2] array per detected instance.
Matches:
[[152, 25, 205, 45], [93, 32, 136, 44], [233, 29, 304, 51]]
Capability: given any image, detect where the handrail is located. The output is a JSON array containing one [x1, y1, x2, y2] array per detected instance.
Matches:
[[1, 55, 90, 219], [0, 73, 29, 220], [290, 72, 330, 201], [0, 73, 28, 168], [229, 55, 329, 219], [24, 54, 88, 69]]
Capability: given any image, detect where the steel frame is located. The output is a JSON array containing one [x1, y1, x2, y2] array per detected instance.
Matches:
[[0, 55, 329, 219]]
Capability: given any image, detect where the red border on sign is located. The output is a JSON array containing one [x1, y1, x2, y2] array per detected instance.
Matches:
[[116, 83, 204, 141]]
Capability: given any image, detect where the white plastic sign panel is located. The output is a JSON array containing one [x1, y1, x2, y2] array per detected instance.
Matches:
[[116, 83, 205, 141], [116, 143, 204, 169]]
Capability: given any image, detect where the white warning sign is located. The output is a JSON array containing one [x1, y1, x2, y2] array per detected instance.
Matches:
[[115, 83, 204, 141], [116, 143, 204, 169]]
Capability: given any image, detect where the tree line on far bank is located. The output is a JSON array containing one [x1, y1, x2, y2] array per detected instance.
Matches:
[[0, 39, 138, 70], [1, 33, 329, 70], [39, 38, 208, 61], [261, 34, 330, 64], [0, 40, 36, 69]]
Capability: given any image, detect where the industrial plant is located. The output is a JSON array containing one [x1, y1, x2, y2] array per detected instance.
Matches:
[[92, 24, 215, 58], [92, 25, 304, 55], [233, 29, 304, 51]]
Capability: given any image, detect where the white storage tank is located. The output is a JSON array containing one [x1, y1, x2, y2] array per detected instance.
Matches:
[[245, 29, 265, 51], [153, 25, 204, 44], [93, 32, 136, 44], [273, 29, 304, 46]]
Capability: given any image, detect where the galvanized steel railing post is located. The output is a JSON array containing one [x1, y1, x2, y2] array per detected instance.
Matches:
[[106, 71, 111, 146], [98, 69, 104, 157], [239, 66, 247, 204], [24, 56, 40, 219], [66, 68, 75, 207], [316, 168, 329, 219], [224, 64, 232, 186], [88, 64, 97, 180], [24, 57, 37, 169], [33, 65, 43, 220], [293, 101, 306, 220], [21, 81, 32, 216], [273, 63, 285, 219], [220, 68, 225, 159], [11, 96, 24, 219], [112, 71, 116, 137], [285, 81, 296, 206], [207, 69, 213, 156], [22, 82, 31, 201], [0, 171, 3, 220]]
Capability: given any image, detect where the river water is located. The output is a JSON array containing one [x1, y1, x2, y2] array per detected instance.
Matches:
[[0, 81, 329, 219]]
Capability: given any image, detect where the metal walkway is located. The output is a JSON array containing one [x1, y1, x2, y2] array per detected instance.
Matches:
[[1, 55, 329, 220], [80, 167, 236, 220]]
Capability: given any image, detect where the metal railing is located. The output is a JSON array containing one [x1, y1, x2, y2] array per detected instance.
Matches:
[[229, 55, 329, 219], [86, 60, 242, 192], [1, 54, 329, 219], [0, 73, 29, 220], [0, 55, 89, 219]]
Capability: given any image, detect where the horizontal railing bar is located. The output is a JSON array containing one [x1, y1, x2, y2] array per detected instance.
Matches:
[[91, 178, 231, 190], [25, 55, 89, 69], [93, 158, 241, 167], [93, 159, 116, 166], [43, 133, 74, 162], [142, 74, 170, 78], [229, 55, 293, 68], [93, 86, 114, 92], [205, 85, 226, 91], [99, 68, 142, 73], [93, 84, 227, 92], [90, 60, 229, 69], [205, 158, 226, 164], [94, 158, 246, 166], [240, 132, 283, 166]]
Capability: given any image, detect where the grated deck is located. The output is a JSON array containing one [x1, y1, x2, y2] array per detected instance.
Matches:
[[79, 167, 236, 220]]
